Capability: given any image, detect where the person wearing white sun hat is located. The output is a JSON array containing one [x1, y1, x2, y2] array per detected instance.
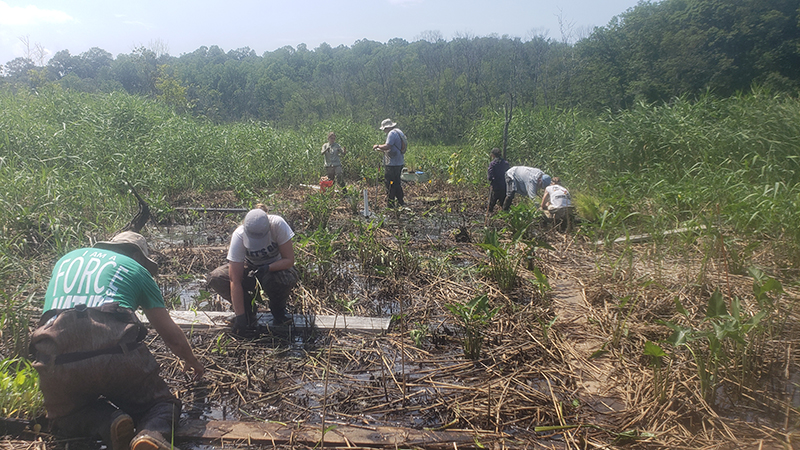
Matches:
[[373, 118, 408, 207]]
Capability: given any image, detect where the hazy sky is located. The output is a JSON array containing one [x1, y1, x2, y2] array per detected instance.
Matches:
[[0, 0, 642, 65]]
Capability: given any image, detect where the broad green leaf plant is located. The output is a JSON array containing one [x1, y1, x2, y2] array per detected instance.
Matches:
[[445, 294, 500, 360]]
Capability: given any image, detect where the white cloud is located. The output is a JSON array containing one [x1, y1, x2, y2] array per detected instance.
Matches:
[[0, 1, 73, 26]]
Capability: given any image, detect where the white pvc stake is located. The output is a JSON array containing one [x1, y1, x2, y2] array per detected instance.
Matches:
[[362, 188, 370, 217]]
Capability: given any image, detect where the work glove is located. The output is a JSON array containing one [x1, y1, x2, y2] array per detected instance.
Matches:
[[230, 314, 256, 338], [248, 264, 270, 279]]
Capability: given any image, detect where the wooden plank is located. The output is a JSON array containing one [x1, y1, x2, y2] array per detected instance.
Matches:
[[594, 225, 707, 246], [137, 311, 391, 333], [136, 310, 231, 329], [160, 246, 228, 254], [175, 419, 485, 448], [172, 207, 249, 213], [307, 315, 392, 331]]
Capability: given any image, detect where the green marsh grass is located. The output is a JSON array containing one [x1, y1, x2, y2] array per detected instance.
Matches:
[[347, 219, 386, 281], [1, 85, 796, 289], [471, 90, 800, 265], [479, 228, 520, 292], [1, 290, 33, 358], [295, 227, 342, 292], [303, 190, 337, 231], [0, 358, 44, 420], [658, 270, 785, 404]]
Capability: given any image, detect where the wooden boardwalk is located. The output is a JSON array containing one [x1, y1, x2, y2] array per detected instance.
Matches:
[[176, 419, 492, 448], [138, 311, 392, 333], [594, 225, 707, 245]]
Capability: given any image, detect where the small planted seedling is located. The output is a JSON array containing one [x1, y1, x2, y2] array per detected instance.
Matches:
[[445, 294, 500, 360]]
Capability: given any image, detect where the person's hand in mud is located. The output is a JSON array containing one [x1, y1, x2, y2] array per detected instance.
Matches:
[[185, 358, 205, 382], [145, 307, 205, 382]]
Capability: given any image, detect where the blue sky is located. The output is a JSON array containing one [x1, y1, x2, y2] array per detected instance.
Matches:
[[0, 0, 642, 65]]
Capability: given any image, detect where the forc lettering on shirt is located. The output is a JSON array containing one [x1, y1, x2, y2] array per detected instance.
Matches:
[[49, 250, 130, 309]]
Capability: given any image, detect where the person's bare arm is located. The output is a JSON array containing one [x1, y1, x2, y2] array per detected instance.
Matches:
[[144, 307, 204, 381], [541, 191, 550, 210], [229, 261, 246, 316], [267, 240, 295, 272]]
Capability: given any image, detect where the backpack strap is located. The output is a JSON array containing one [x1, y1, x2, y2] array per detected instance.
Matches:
[[50, 341, 144, 365], [391, 129, 407, 154]]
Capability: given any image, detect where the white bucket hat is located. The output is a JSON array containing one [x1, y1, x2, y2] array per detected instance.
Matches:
[[93, 231, 158, 276], [379, 118, 397, 130]]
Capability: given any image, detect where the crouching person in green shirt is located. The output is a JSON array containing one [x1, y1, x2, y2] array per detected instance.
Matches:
[[31, 231, 205, 450]]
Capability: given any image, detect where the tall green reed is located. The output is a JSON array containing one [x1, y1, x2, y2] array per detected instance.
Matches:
[[479, 90, 800, 265], [1, 290, 33, 359]]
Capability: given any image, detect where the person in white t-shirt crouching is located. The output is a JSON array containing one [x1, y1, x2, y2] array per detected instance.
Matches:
[[540, 177, 574, 230], [540, 177, 571, 210], [207, 205, 298, 334]]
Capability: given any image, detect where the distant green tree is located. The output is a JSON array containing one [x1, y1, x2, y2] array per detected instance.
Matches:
[[112, 47, 159, 96], [4, 57, 35, 80], [155, 65, 190, 112], [47, 50, 77, 80], [575, 0, 800, 108], [78, 47, 113, 79], [19, 2, 800, 140]]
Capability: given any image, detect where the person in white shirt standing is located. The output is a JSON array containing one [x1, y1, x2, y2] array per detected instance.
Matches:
[[373, 118, 407, 208]]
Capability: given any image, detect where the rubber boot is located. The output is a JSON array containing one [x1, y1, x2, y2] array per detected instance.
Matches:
[[109, 410, 135, 450], [268, 288, 291, 325], [131, 400, 181, 450], [131, 430, 179, 450]]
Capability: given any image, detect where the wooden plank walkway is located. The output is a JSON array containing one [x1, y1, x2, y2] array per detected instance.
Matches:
[[176, 419, 489, 448], [172, 207, 249, 213], [594, 225, 707, 245], [137, 311, 392, 333], [160, 246, 227, 254]]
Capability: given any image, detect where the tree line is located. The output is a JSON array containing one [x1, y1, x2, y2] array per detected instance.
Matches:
[[2, 0, 798, 142]]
